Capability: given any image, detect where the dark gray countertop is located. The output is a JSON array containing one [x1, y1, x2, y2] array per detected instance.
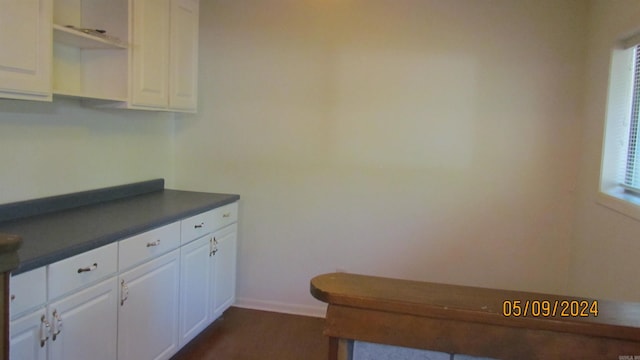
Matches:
[[0, 180, 239, 274]]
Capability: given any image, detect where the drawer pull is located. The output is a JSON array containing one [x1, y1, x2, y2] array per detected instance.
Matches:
[[10, 294, 15, 301], [222, 212, 231, 218], [77, 263, 98, 273], [146, 239, 161, 247], [194, 222, 204, 229]]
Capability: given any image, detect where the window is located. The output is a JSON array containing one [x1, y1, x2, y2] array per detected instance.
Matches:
[[622, 45, 640, 192], [599, 38, 640, 219]]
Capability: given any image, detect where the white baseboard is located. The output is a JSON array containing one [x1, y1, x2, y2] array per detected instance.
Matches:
[[234, 297, 327, 318]]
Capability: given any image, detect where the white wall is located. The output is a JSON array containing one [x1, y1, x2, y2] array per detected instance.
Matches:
[[568, 0, 640, 301], [0, 97, 174, 204], [174, 0, 587, 315]]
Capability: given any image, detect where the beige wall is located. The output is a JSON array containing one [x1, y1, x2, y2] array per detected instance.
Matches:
[[0, 98, 174, 204], [174, 0, 587, 315], [8, 0, 629, 316], [568, 0, 640, 301]]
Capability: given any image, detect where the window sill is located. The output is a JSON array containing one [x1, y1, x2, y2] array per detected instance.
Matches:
[[597, 188, 640, 222]]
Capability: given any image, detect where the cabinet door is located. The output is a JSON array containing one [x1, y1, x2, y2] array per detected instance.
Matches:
[[178, 235, 211, 347], [47, 277, 118, 360], [9, 308, 48, 360], [169, 0, 198, 111], [118, 249, 180, 360], [0, 0, 52, 101], [130, 0, 170, 108], [211, 223, 237, 321]]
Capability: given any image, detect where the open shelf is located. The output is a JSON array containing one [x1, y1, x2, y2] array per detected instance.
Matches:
[[53, 24, 127, 50]]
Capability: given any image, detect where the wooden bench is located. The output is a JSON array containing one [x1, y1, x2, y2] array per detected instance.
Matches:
[[310, 272, 640, 360]]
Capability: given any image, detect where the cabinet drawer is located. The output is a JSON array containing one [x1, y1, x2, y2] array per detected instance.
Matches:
[[181, 202, 238, 245], [10, 267, 46, 319], [119, 222, 181, 271], [181, 209, 215, 245], [211, 202, 238, 231], [49, 242, 118, 300]]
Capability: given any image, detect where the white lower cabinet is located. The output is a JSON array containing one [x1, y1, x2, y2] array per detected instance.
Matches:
[[9, 201, 238, 360], [179, 235, 212, 347], [118, 249, 181, 360], [211, 223, 238, 320], [179, 220, 239, 347], [48, 278, 118, 360], [9, 308, 47, 360], [9, 276, 118, 360]]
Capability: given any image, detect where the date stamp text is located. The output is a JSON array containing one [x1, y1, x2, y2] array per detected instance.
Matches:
[[502, 299, 598, 318]]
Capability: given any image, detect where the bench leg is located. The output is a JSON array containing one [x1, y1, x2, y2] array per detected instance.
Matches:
[[328, 337, 339, 360]]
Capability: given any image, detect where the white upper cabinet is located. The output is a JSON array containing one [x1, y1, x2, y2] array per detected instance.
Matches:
[[169, 0, 199, 111], [0, 0, 52, 101], [129, 0, 170, 108], [52, 0, 129, 101], [1, 0, 199, 112], [130, 0, 199, 112]]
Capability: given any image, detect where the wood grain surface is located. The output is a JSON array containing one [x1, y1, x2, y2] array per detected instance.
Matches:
[[311, 272, 640, 360]]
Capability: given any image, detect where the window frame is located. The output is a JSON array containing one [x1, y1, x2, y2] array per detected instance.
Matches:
[[598, 40, 640, 220]]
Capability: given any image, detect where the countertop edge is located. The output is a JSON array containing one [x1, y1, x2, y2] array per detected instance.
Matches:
[[3, 182, 239, 275], [13, 194, 240, 275]]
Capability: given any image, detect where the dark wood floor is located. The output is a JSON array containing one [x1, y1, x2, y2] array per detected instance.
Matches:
[[171, 307, 329, 360]]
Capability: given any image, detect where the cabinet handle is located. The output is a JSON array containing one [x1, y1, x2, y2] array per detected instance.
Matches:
[[51, 310, 62, 341], [10, 294, 15, 302], [210, 237, 218, 256], [40, 315, 50, 347], [77, 263, 98, 273], [146, 239, 161, 247], [194, 222, 204, 229], [222, 212, 231, 218], [121, 280, 129, 306]]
